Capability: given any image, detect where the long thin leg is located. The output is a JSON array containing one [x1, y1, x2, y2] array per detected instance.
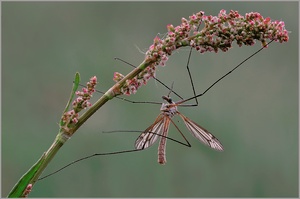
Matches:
[[38, 129, 192, 181], [37, 148, 143, 181], [114, 57, 183, 100], [183, 23, 202, 107], [184, 46, 198, 106], [177, 40, 274, 106]]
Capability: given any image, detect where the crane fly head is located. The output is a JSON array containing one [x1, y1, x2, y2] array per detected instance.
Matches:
[[162, 95, 173, 104]]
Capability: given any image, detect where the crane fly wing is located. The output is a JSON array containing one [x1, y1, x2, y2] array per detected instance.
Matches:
[[135, 114, 165, 149], [178, 113, 224, 151]]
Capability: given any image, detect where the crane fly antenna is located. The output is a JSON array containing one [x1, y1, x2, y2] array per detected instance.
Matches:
[[167, 81, 175, 97]]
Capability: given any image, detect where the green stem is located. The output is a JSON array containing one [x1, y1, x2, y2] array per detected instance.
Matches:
[[31, 133, 69, 183]]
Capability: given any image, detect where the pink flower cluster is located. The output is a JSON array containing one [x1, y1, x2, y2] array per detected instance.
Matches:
[[114, 9, 289, 96], [113, 64, 156, 95], [62, 76, 97, 125]]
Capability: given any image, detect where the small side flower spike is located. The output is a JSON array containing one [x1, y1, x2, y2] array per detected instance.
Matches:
[[61, 76, 97, 133]]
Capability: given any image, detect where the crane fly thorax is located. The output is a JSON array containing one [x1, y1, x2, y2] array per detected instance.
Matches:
[[160, 96, 178, 117]]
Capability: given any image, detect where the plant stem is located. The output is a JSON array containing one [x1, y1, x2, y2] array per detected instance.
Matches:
[[31, 133, 69, 184]]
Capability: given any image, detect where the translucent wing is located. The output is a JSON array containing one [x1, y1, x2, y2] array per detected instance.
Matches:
[[135, 114, 165, 149], [178, 113, 224, 151]]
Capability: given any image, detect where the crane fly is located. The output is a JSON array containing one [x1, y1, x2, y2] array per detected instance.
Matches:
[[135, 91, 223, 164], [133, 39, 274, 164]]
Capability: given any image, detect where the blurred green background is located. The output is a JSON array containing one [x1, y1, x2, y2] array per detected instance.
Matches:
[[2, 2, 298, 197]]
